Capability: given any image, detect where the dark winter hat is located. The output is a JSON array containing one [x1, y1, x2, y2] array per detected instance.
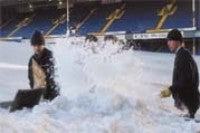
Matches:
[[31, 30, 45, 46], [167, 29, 182, 42]]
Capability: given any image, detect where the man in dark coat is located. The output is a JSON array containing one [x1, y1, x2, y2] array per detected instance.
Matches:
[[161, 29, 200, 118], [28, 30, 59, 101]]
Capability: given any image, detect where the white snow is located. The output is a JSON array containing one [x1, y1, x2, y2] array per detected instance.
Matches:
[[0, 38, 200, 133]]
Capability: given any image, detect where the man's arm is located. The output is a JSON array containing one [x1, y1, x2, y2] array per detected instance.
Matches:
[[44, 52, 59, 91], [44, 53, 59, 100]]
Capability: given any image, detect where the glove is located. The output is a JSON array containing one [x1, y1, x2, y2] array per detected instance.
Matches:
[[160, 87, 171, 98]]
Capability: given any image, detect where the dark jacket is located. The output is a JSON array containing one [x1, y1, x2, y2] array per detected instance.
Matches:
[[28, 48, 59, 100], [169, 47, 200, 113]]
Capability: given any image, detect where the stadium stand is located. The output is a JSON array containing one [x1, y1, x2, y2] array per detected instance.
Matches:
[[77, 3, 120, 35], [162, 1, 193, 29], [197, 0, 200, 29], [0, 19, 21, 37], [107, 2, 164, 33], [0, 1, 199, 38], [13, 9, 61, 38], [51, 3, 94, 35]]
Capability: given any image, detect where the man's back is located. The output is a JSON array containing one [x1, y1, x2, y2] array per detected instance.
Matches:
[[173, 47, 199, 90], [171, 47, 200, 117]]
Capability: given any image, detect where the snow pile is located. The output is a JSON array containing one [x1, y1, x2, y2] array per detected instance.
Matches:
[[0, 38, 200, 133]]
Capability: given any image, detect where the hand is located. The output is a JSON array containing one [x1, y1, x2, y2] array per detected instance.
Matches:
[[160, 87, 171, 98]]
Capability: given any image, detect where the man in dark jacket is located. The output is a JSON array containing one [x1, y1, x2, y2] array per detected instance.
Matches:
[[161, 29, 200, 118], [28, 30, 59, 101]]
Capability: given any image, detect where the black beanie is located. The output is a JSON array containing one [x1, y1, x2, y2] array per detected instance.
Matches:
[[31, 30, 45, 46], [167, 29, 182, 42]]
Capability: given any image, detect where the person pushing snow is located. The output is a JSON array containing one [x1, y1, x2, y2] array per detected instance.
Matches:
[[161, 29, 200, 119], [28, 30, 60, 101]]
